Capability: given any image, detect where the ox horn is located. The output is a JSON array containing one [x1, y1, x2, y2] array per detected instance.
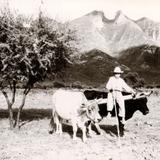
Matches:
[[95, 98, 103, 104], [87, 98, 102, 107], [135, 91, 153, 99], [143, 91, 153, 96], [80, 103, 87, 111]]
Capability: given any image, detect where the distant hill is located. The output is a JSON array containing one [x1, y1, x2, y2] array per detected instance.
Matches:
[[62, 49, 120, 87], [42, 47, 160, 88], [118, 45, 160, 84], [61, 45, 160, 87], [118, 45, 160, 70]]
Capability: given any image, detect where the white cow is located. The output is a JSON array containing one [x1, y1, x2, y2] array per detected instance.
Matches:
[[49, 89, 101, 142]]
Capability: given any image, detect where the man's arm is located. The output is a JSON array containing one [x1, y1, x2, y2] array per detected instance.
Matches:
[[121, 79, 136, 94]]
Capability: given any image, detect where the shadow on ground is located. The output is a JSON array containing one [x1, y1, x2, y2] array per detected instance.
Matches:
[[0, 109, 52, 120], [91, 124, 118, 137], [49, 123, 118, 138], [0, 109, 118, 137]]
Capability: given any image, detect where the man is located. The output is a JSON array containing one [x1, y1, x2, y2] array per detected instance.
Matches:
[[106, 66, 136, 124]]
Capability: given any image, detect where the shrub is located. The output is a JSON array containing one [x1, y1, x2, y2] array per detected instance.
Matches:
[[72, 81, 83, 89], [53, 81, 65, 88], [124, 72, 145, 87]]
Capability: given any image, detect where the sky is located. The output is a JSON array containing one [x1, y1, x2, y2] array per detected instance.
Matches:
[[1, 0, 160, 22]]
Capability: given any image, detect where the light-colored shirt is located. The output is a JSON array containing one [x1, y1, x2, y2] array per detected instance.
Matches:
[[106, 76, 134, 93]]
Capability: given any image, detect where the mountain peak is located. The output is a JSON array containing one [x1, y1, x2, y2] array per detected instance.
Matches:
[[86, 10, 109, 22], [115, 10, 124, 18], [115, 10, 123, 17], [87, 10, 105, 16], [136, 17, 157, 24], [114, 10, 129, 23]]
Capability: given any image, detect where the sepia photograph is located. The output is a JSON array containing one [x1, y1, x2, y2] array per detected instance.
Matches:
[[0, 0, 160, 159]]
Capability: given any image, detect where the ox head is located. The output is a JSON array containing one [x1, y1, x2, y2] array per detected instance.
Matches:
[[134, 91, 152, 115], [82, 100, 102, 123]]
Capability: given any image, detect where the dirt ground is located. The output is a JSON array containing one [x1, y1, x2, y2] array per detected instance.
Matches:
[[0, 89, 160, 160]]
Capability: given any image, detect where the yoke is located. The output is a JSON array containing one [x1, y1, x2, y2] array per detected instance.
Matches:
[[97, 94, 144, 105]]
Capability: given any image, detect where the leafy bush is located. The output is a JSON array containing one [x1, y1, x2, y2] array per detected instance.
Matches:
[[124, 72, 145, 88]]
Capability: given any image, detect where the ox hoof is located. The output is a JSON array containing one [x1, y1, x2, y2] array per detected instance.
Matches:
[[96, 129, 102, 135], [87, 133, 92, 138], [82, 138, 87, 143], [87, 130, 95, 137], [59, 132, 62, 136], [73, 136, 77, 141], [83, 140, 86, 143], [55, 130, 62, 135], [98, 131, 103, 136], [120, 134, 124, 137], [48, 130, 53, 134], [120, 131, 124, 137]]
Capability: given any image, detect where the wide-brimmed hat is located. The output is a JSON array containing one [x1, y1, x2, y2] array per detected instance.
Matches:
[[113, 66, 124, 74]]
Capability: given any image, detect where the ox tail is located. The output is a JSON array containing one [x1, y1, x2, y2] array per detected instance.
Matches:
[[48, 109, 56, 134], [48, 116, 55, 134], [49, 93, 57, 134]]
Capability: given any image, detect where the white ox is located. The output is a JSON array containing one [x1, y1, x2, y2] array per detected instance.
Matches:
[[49, 89, 101, 142]]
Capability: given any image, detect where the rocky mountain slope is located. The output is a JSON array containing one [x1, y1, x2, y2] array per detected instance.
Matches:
[[69, 10, 158, 57], [136, 17, 160, 44], [63, 49, 120, 86]]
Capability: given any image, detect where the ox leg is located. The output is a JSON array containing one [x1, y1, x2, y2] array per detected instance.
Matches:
[[82, 126, 87, 143], [87, 121, 102, 136], [72, 121, 78, 140], [49, 111, 58, 134], [78, 123, 87, 142], [48, 117, 55, 134], [78, 122, 87, 142], [55, 120, 59, 134], [118, 117, 124, 137], [49, 108, 57, 134], [87, 121, 93, 137], [94, 122, 102, 135], [58, 119, 63, 135], [54, 113, 61, 134]]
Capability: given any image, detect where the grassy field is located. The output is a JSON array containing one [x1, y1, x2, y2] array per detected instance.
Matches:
[[0, 88, 160, 160]]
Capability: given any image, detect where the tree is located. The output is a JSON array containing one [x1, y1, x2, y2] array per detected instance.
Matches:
[[0, 9, 74, 129]]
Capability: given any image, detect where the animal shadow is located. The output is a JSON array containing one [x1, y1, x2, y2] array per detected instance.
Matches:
[[91, 124, 118, 137], [0, 108, 52, 121]]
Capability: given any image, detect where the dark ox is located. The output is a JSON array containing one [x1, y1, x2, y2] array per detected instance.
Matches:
[[84, 90, 151, 136]]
